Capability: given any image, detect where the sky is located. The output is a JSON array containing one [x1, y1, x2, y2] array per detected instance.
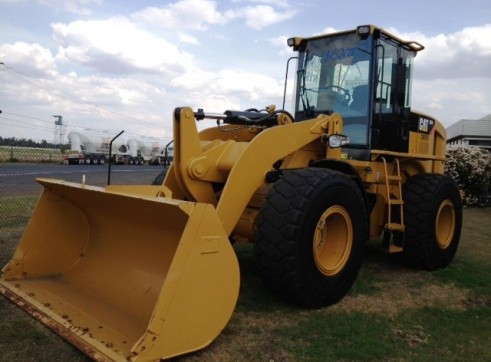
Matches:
[[1, 0, 490, 145]]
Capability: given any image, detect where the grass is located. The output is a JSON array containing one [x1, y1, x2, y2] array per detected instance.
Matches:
[[0, 146, 63, 163], [0, 206, 489, 361], [0, 310, 89, 362], [0, 195, 39, 228]]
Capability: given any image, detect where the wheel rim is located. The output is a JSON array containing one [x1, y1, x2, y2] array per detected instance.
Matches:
[[313, 205, 353, 276], [435, 199, 455, 249]]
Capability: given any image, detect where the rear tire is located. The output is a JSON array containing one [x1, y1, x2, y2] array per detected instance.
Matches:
[[402, 174, 462, 270], [254, 168, 367, 308]]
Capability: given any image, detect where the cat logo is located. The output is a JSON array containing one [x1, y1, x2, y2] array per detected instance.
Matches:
[[418, 117, 434, 134]]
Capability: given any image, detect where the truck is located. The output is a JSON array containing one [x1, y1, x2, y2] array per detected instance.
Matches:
[[63, 131, 164, 165], [126, 138, 167, 165], [1, 25, 462, 361], [63, 131, 130, 165]]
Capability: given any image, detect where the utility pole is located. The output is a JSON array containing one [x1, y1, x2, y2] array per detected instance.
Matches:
[[53, 115, 66, 145]]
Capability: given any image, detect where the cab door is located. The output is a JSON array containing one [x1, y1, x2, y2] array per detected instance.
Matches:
[[371, 36, 416, 152]]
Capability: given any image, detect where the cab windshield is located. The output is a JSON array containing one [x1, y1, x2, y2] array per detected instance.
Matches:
[[295, 32, 373, 145]]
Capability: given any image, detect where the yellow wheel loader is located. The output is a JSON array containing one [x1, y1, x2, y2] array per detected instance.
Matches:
[[0, 25, 462, 361]]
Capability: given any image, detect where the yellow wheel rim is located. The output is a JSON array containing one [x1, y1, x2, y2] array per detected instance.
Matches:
[[313, 205, 353, 276], [435, 199, 455, 249]]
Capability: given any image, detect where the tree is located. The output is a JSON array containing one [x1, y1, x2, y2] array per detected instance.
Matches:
[[0, 137, 64, 149], [445, 145, 491, 206]]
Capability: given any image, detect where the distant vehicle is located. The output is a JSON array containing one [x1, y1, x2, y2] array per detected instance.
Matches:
[[63, 131, 167, 165], [63, 131, 127, 165], [127, 138, 167, 165]]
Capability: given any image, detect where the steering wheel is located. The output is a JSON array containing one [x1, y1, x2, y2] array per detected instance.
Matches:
[[324, 85, 351, 103]]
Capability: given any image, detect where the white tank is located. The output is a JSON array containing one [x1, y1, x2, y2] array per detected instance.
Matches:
[[127, 138, 166, 160], [68, 131, 127, 155]]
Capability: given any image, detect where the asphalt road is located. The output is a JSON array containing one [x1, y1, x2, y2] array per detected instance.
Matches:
[[0, 163, 166, 197]]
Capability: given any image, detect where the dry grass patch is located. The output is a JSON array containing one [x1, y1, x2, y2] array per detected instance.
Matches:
[[334, 282, 470, 317], [331, 265, 471, 317], [177, 310, 296, 361]]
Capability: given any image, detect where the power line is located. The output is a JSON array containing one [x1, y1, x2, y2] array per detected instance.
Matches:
[[0, 113, 172, 143], [0, 62, 172, 132], [2, 111, 54, 125], [0, 117, 54, 132], [1, 63, 139, 122]]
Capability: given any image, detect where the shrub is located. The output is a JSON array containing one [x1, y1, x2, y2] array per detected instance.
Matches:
[[445, 145, 491, 206]]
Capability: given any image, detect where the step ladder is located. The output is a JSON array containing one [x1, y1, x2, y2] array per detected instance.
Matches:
[[381, 157, 404, 253]]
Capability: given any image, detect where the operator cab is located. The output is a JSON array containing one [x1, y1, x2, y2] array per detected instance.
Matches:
[[288, 25, 424, 160]]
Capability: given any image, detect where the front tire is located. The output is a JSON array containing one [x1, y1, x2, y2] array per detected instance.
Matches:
[[254, 168, 368, 308], [402, 174, 462, 270]]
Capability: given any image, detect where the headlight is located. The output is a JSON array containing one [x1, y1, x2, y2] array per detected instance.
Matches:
[[357, 25, 371, 35], [328, 134, 350, 148]]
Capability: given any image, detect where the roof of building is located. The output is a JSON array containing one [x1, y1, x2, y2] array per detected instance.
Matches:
[[446, 114, 491, 140]]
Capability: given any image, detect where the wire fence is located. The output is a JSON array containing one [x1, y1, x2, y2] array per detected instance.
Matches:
[[0, 145, 167, 228], [3, 143, 490, 230], [0, 145, 64, 163]]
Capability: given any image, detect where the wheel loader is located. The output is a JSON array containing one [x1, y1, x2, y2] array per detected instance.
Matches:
[[0, 25, 462, 361]]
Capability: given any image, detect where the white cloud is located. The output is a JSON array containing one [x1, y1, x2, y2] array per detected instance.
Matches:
[[177, 32, 199, 45], [51, 17, 194, 75], [0, 5, 290, 139], [413, 78, 491, 126], [132, 0, 226, 31], [249, 0, 291, 8], [2, 2, 489, 141], [268, 35, 294, 56], [232, 0, 291, 7], [133, 0, 297, 34], [0, 42, 58, 78], [172, 68, 283, 96], [319, 26, 339, 36], [225, 4, 296, 30], [172, 67, 284, 109], [391, 24, 491, 79], [39, 0, 100, 15], [0, 40, 173, 139], [0, 13, 288, 141]]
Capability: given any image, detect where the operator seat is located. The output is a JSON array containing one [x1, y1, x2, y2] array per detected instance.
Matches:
[[350, 85, 369, 114]]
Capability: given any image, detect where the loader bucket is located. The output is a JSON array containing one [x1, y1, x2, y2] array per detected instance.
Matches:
[[0, 178, 240, 361]]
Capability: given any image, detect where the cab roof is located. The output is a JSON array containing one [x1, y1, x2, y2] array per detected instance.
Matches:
[[287, 25, 424, 53]]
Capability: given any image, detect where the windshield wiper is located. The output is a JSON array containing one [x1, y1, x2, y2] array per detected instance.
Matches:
[[301, 93, 315, 117]]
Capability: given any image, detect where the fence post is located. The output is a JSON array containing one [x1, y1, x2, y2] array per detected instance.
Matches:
[[108, 130, 124, 185]]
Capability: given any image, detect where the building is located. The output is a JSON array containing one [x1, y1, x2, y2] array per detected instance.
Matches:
[[446, 114, 491, 151]]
